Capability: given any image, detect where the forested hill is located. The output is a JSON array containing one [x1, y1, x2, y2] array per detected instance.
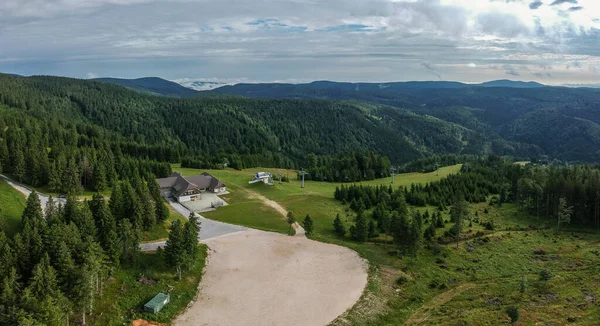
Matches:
[[209, 81, 600, 162], [0, 73, 543, 167]]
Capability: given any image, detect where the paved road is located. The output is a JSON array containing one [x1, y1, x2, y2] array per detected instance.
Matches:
[[0, 174, 66, 210], [139, 198, 247, 251]]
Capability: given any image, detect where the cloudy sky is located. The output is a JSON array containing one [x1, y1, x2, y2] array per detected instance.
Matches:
[[1, 0, 599, 85]]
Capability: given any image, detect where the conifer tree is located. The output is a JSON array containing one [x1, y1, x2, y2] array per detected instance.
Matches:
[[333, 214, 346, 236], [450, 195, 469, 249], [44, 196, 58, 222], [182, 215, 201, 270], [0, 231, 15, 282], [90, 194, 121, 264], [118, 219, 139, 264], [302, 214, 314, 235], [75, 202, 97, 240], [109, 183, 124, 221], [139, 182, 156, 230], [368, 220, 376, 238], [164, 220, 185, 279], [286, 212, 296, 234], [407, 213, 423, 261], [350, 211, 368, 242], [21, 191, 44, 227], [13, 149, 25, 182]]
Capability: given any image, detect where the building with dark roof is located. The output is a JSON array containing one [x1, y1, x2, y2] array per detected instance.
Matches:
[[156, 172, 226, 202]]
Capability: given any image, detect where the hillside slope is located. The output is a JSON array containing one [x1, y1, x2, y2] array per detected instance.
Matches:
[[210, 81, 600, 161], [0, 74, 538, 169]]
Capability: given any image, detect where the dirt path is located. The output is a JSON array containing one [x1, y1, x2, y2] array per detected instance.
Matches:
[[246, 189, 288, 217], [245, 189, 306, 236], [405, 283, 476, 325], [174, 229, 367, 326]]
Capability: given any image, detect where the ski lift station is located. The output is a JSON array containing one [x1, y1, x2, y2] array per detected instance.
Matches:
[[249, 172, 273, 185]]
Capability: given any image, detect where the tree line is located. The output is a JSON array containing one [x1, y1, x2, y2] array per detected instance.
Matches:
[[298, 152, 392, 182]]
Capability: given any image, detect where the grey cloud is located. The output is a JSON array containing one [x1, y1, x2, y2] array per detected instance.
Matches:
[[550, 0, 577, 5], [0, 0, 155, 19], [567, 60, 583, 69], [568, 6, 583, 11], [420, 62, 442, 79], [387, 1, 470, 37], [530, 71, 551, 78], [476, 12, 532, 37], [529, 1, 543, 9], [502, 65, 521, 76]]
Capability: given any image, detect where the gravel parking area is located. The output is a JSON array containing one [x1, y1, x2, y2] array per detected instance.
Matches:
[[174, 229, 368, 326], [181, 192, 228, 213]]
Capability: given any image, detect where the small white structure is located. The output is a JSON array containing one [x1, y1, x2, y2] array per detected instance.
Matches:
[[249, 172, 273, 185]]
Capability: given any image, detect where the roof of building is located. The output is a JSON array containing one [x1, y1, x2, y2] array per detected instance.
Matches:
[[156, 172, 226, 197]]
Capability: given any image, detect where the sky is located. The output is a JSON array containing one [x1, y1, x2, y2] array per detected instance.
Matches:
[[0, 0, 599, 85]]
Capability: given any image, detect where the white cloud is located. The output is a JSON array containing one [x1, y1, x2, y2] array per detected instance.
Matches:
[[86, 72, 98, 79], [468, 63, 477, 68]]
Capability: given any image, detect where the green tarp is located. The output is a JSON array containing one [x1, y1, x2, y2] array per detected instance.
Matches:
[[144, 293, 170, 313]]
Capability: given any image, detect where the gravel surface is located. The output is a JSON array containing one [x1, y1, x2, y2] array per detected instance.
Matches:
[[174, 229, 368, 326]]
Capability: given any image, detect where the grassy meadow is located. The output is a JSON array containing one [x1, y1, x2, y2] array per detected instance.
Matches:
[[0, 179, 26, 236], [174, 164, 600, 325]]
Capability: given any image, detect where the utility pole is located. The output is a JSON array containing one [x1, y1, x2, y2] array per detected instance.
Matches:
[[436, 163, 440, 176], [278, 170, 283, 184], [300, 168, 307, 188], [390, 166, 396, 184]]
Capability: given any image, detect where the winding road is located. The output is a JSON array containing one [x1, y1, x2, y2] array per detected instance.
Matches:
[[0, 174, 66, 209]]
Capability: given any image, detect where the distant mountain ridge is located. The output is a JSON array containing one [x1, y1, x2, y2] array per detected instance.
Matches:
[[92, 77, 198, 98], [87, 76, 547, 97]]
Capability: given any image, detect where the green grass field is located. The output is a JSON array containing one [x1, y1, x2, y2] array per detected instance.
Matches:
[[89, 245, 208, 325], [173, 164, 600, 325], [174, 164, 462, 237], [0, 179, 26, 236]]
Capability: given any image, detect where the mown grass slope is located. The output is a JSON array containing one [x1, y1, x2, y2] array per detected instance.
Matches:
[[0, 179, 26, 236]]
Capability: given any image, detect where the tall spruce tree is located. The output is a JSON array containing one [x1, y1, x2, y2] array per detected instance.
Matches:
[[350, 211, 368, 242], [164, 220, 185, 279], [450, 195, 470, 249], [302, 214, 314, 235], [333, 214, 346, 236]]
